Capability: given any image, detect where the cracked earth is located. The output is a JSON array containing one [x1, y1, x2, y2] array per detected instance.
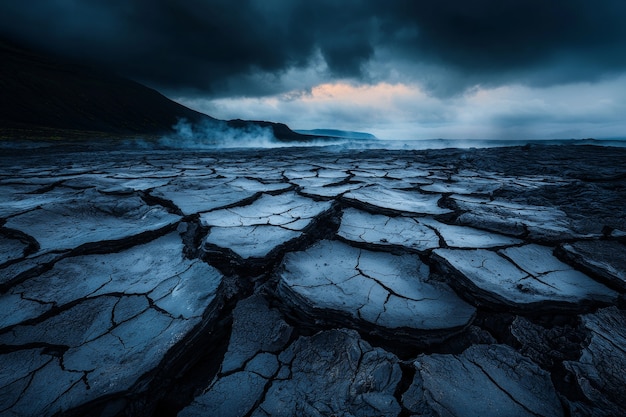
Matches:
[[1, 144, 625, 416]]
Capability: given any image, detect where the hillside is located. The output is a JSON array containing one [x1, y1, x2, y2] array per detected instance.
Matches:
[[295, 129, 377, 139], [0, 40, 309, 142]]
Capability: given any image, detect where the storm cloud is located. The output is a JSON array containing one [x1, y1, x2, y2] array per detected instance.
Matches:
[[2, 0, 626, 98]]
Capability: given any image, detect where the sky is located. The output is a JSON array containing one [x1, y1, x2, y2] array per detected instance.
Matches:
[[2, 0, 626, 140]]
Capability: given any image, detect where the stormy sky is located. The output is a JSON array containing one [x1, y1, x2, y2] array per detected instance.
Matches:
[[2, 0, 626, 139]]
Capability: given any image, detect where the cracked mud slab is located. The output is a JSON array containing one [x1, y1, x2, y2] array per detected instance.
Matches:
[[0, 232, 223, 416], [0, 232, 219, 328], [4, 189, 180, 253], [0, 184, 76, 218], [343, 185, 452, 215], [337, 208, 440, 252], [277, 240, 476, 340], [298, 181, 363, 198], [201, 192, 332, 259], [0, 144, 624, 416], [420, 173, 503, 195], [452, 195, 580, 241], [203, 225, 302, 260], [418, 217, 522, 248], [151, 177, 290, 216], [200, 192, 331, 230], [433, 245, 616, 310]]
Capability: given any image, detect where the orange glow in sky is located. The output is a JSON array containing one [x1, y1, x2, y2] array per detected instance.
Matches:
[[303, 82, 421, 104]]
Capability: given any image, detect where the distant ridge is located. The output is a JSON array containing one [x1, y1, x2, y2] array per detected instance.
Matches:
[[227, 119, 312, 142], [0, 39, 310, 142], [295, 129, 377, 139]]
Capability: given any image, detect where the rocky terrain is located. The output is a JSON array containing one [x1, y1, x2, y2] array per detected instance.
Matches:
[[1, 144, 625, 417]]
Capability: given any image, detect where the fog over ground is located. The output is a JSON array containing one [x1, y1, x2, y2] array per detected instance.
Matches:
[[2, 1, 626, 140]]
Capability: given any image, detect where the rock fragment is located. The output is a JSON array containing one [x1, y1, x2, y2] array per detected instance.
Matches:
[[0, 234, 29, 266], [221, 294, 293, 374], [179, 294, 292, 417], [509, 316, 587, 369], [257, 329, 402, 417], [564, 307, 626, 416], [557, 240, 626, 291], [403, 344, 564, 417]]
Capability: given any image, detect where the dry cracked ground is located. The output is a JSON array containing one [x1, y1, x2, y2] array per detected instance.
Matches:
[[1, 144, 625, 417]]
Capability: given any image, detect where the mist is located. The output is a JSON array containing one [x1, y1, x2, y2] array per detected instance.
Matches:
[[151, 121, 626, 152], [153, 119, 350, 150], [158, 119, 275, 149]]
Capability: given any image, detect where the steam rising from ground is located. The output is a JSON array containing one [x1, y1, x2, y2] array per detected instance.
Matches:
[[4, 118, 613, 152], [155, 120, 626, 151], [153, 119, 345, 149], [158, 119, 278, 149]]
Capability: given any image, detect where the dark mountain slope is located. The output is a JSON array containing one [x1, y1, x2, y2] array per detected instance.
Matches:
[[295, 129, 377, 139], [0, 40, 213, 136], [0, 40, 311, 141], [226, 119, 310, 142]]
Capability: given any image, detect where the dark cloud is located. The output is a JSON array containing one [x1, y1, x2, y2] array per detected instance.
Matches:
[[379, 0, 626, 92], [1, 0, 626, 97]]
